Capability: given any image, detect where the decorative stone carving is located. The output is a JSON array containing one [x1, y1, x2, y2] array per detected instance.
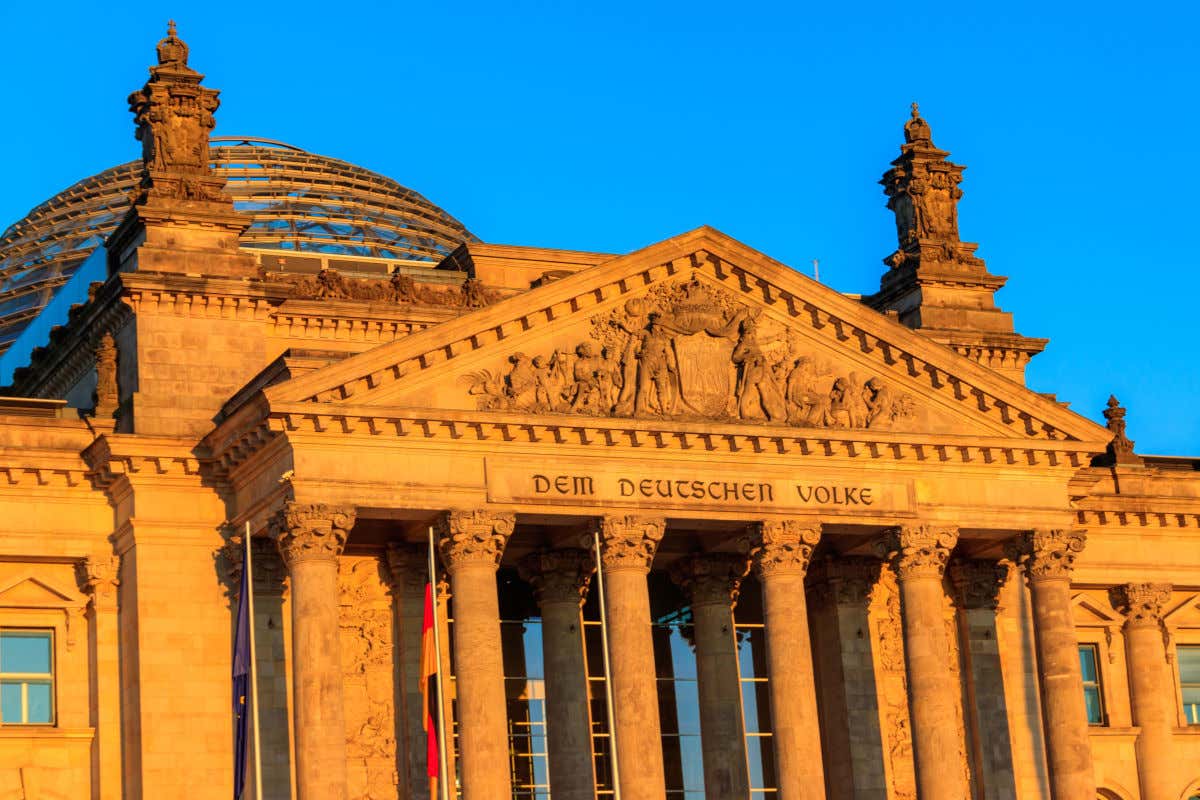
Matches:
[[669, 553, 750, 607], [875, 524, 958, 579], [338, 557, 399, 800], [807, 555, 882, 607], [949, 558, 1011, 611], [269, 503, 356, 566], [1099, 395, 1141, 465], [282, 267, 500, 308], [383, 542, 426, 595], [518, 548, 594, 606], [463, 276, 916, 430], [76, 554, 119, 605], [221, 534, 288, 595], [592, 515, 666, 573], [1010, 529, 1087, 581], [127, 22, 228, 205], [1110, 582, 1172, 629], [743, 519, 821, 577], [869, 569, 917, 799], [93, 332, 118, 418], [435, 509, 516, 570]]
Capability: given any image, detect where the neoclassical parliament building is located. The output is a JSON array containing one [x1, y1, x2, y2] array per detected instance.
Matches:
[[1, 25, 1198, 800]]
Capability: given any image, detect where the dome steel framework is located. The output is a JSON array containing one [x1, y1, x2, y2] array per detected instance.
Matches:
[[0, 139, 477, 349]]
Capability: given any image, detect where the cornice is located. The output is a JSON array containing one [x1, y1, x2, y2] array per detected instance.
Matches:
[[263, 227, 1110, 447], [82, 434, 204, 495]]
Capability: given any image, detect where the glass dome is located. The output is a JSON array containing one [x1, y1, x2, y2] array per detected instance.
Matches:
[[0, 138, 477, 350]]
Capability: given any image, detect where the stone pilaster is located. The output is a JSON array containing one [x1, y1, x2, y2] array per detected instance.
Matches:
[[1110, 582, 1174, 800], [594, 514, 667, 800], [77, 555, 122, 800], [876, 524, 969, 800], [1012, 529, 1095, 800], [744, 519, 826, 800], [385, 543, 430, 800], [519, 549, 596, 800], [949, 559, 1018, 800], [270, 502, 355, 800], [806, 556, 888, 799], [435, 510, 516, 800], [670, 553, 751, 800]]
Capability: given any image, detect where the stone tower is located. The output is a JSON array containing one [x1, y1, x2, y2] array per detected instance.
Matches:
[[865, 104, 1046, 382]]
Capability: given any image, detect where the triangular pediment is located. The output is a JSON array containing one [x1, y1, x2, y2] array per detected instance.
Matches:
[[0, 575, 76, 606], [265, 227, 1110, 447]]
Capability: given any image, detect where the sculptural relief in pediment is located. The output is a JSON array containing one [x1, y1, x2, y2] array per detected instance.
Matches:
[[462, 277, 919, 432]]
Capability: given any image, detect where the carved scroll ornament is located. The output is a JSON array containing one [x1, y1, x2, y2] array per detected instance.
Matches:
[[1110, 582, 1172, 629], [1010, 529, 1087, 582], [463, 277, 916, 430], [876, 524, 958, 580], [949, 559, 1011, 611], [76, 554, 119, 604], [269, 502, 356, 565], [669, 553, 750, 607], [518, 548, 594, 606], [593, 515, 666, 573], [435, 509, 516, 571], [743, 519, 822, 577]]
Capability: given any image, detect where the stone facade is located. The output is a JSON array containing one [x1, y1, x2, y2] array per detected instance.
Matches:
[[1, 24, 1200, 800]]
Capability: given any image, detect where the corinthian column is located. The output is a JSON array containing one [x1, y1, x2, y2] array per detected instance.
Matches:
[[435, 509, 516, 800], [744, 519, 826, 800], [876, 524, 968, 800], [519, 549, 596, 800], [670, 553, 751, 800], [594, 514, 667, 800], [270, 502, 356, 800], [949, 559, 1017, 800], [1111, 582, 1174, 800], [1012, 529, 1095, 800]]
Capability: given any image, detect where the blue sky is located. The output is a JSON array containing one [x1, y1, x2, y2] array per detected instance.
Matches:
[[1, 1, 1196, 453]]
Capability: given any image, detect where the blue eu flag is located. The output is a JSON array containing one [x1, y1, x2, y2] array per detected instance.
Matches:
[[232, 546, 251, 799]]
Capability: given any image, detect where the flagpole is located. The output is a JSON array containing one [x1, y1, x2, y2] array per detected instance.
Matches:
[[245, 522, 264, 800], [593, 528, 622, 799], [427, 526, 452, 800]]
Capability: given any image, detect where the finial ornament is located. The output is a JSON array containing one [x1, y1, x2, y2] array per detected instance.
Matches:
[[911, 101, 920, 117], [1099, 395, 1140, 465]]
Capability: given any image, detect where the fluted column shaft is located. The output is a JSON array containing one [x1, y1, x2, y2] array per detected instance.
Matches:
[[745, 520, 826, 800], [878, 524, 969, 800], [671, 554, 751, 800], [950, 559, 1018, 800], [1112, 582, 1174, 800], [1015, 529, 1095, 800], [519, 549, 597, 800], [596, 515, 668, 800], [271, 503, 356, 800], [436, 509, 516, 800]]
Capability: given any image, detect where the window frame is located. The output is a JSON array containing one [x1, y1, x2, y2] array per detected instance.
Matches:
[[1077, 642, 1107, 727], [1177, 642, 1200, 727], [0, 627, 56, 727]]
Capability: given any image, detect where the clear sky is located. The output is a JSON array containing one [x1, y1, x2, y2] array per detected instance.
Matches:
[[1, 1, 1196, 453]]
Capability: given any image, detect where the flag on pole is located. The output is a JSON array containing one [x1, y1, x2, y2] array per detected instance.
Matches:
[[420, 583, 441, 799], [232, 541, 252, 800]]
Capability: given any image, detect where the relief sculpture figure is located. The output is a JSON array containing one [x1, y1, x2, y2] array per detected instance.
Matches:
[[732, 316, 787, 422], [634, 313, 680, 416]]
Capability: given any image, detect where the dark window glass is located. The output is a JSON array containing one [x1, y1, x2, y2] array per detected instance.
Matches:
[[1178, 645, 1200, 725], [1078, 644, 1105, 726], [0, 630, 54, 725]]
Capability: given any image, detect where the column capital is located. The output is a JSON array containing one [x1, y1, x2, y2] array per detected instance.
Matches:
[[807, 555, 882, 607], [592, 514, 666, 573], [384, 542, 428, 595], [948, 558, 1011, 611], [743, 519, 821, 577], [269, 502, 355, 566], [875, 524, 958, 580], [75, 554, 119, 607], [518, 548, 594, 607], [1010, 528, 1087, 582], [1110, 582, 1172, 629], [435, 509, 516, 571], [669, 553, 750, 608]]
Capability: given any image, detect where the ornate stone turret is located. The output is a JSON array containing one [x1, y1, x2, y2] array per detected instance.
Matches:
[[105, 22, 255, 277], [865, 104, 1046, 382]]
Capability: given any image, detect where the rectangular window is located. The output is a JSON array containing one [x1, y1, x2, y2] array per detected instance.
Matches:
[[1179, 645, 1200, 725], [0, 630, 54, 725], [1078, 644, 1105, 726]]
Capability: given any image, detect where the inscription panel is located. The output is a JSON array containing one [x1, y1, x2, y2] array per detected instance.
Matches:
[[485, 459, 914, 514]]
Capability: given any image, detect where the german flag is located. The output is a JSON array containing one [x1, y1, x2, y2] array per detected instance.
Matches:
[[420, 582, 440, 798]]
